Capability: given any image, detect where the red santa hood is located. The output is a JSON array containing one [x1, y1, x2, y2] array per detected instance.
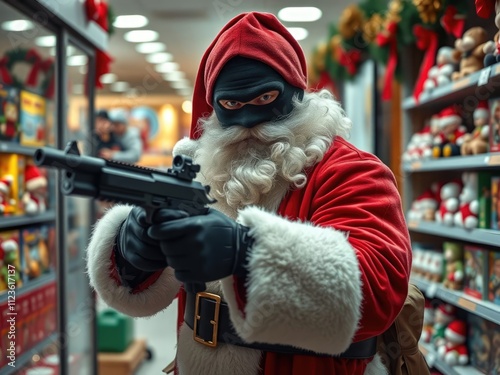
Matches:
[[190, 11, 308, 140]]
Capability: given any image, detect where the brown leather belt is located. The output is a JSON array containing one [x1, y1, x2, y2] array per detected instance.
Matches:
[[184, 291, 378, 359]]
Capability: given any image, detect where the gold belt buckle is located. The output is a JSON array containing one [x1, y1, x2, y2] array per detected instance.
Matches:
[[193, 292, 221, 348]]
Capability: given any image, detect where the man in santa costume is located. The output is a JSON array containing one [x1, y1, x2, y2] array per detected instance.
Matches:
[[86, 12, 412, 375]]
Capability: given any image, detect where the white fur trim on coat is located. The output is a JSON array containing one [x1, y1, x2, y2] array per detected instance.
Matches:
[[221, 206, 362, 356], [86, 204, 179, 317], [173, 137, 198, 158]]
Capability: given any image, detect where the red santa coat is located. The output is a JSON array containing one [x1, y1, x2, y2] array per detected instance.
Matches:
[[172, 137, 412, 374], [88, 137, 411, 375]]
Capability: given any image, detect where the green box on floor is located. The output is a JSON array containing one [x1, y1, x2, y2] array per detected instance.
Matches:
[[97, 308, 135, 353]]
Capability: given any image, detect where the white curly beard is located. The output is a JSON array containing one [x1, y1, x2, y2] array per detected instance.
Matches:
[[193, 90, 352, 213]]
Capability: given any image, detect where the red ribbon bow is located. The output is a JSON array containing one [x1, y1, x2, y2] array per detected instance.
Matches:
[[413, 25, 439, 101], [441, 6, 466, 38], [0, 56, 13, 85], [376, 21, 398, 101], [475, 0, 496, 18], [25, 48, 44, 87], [338, 48, 362, 76], [85, 0, 109, 31]]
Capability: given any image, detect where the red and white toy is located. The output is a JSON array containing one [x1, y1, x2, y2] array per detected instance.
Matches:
[[0, 175, 15, 215], [423, 46, 459, 94], [437, 320, 469, 366], [22, 165, 48, 215], [435, 179, 462, 225], [454, 172, 479, 229]]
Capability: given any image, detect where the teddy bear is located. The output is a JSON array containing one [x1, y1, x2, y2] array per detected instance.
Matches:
[[461, 101, 490, 155], [423, 46, 459, 94], [436, 320, 469, 366], [454, 172, 479, 229], [435, 179, 462, 225], [442, 241, 464, 291], [451, 27, 489, 80], [432, 303, 456, 347]]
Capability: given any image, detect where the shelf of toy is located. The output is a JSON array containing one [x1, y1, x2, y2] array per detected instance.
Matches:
[[407, 220, 500, 248], [402, 63, 500, 111], [0, 271, 56, 304], [419, 342, 484, 375], [0, 211, 56, 231], [0, 332, 58, 375], [0, 142, 36, 157], [402, 153, 500, 172], [411, 277, 500, 325]]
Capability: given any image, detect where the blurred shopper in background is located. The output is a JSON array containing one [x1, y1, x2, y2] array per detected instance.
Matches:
[[94, 110, 124, 158], [99, 109, 143, 164]]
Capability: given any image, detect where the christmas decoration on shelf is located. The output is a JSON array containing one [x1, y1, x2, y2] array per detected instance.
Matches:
[[310, 0, 470, 101], [0, 48, 54, 99]]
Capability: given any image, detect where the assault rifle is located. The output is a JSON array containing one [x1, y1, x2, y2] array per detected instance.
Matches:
[[34, 140, 215, 292]]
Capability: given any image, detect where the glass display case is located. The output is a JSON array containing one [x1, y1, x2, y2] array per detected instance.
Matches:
[[0, 0, 107, 373]]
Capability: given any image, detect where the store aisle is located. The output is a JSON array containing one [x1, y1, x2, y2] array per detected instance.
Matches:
[[135, 298, 178, 374]]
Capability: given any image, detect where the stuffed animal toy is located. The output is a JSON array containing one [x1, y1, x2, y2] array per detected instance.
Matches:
[[407, 189, 439, 222], [0, 239, 22, 288], [451, 27, 489, 80], [432, 303, 456, 347], [461, 101, 490, 155], [423, 46, 459, 93], [476, 0, 500, 66], [435, 179, 462, 225], [22, 164, 48, 215], [437, 320, 469, 365], [442, 241, 464, 290], [432, 106, 467, 158], [454, 172, 479, 229], [428, 251, 444, 282]]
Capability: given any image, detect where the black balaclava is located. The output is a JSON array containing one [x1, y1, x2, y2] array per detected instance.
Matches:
[[212, 56, 304, 128]]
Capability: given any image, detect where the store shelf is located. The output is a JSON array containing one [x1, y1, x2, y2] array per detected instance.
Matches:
[[407, 220, 500, 248], [419, 342, 484, 375], [0, 333, 58, 375], [0, 211, 56, 230], [0, 142, 36, 157], [411, 276, 500, 325], [402, 63, 500, 111], [402, 153, 500, 172], [0, 271, 56, 304]]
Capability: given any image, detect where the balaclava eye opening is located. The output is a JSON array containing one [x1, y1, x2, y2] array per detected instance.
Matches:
[[212, 56, 304, 128]]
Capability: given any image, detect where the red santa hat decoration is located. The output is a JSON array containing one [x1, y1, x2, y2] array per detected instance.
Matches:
[[0, 238, 18, 255], [445, 320, 467, 342], [473, 101, 490, 120], [439, 106, 462, 129], [190, 12, 308, 139], [24, 165, 47, 192]]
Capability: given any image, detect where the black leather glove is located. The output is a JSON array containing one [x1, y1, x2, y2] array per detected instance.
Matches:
[[114, 206, 188, 287], [148, 208, 253, 283]]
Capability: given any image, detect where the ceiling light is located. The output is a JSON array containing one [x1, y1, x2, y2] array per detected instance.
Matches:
[[35, 35, 56, 47], [170, 80, 190, 89], [100, 73, 117, 84], [135, 42, 166, 54], [286, 27, 308, 41], [110, 81, 130, 92], [124, 30, 158, 43], [182, 100, 192, 114], [163, 71, 185, 81], [155, 62, 179, 73], [278, 7, 322, 22], [67, 55, 87, 66], [146, 52, 173, 64], [113, 15, 148, 29], [1, 20, 35, 31]]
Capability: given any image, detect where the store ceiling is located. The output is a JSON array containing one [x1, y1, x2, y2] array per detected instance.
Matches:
[[101, 0, 360, 99]]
